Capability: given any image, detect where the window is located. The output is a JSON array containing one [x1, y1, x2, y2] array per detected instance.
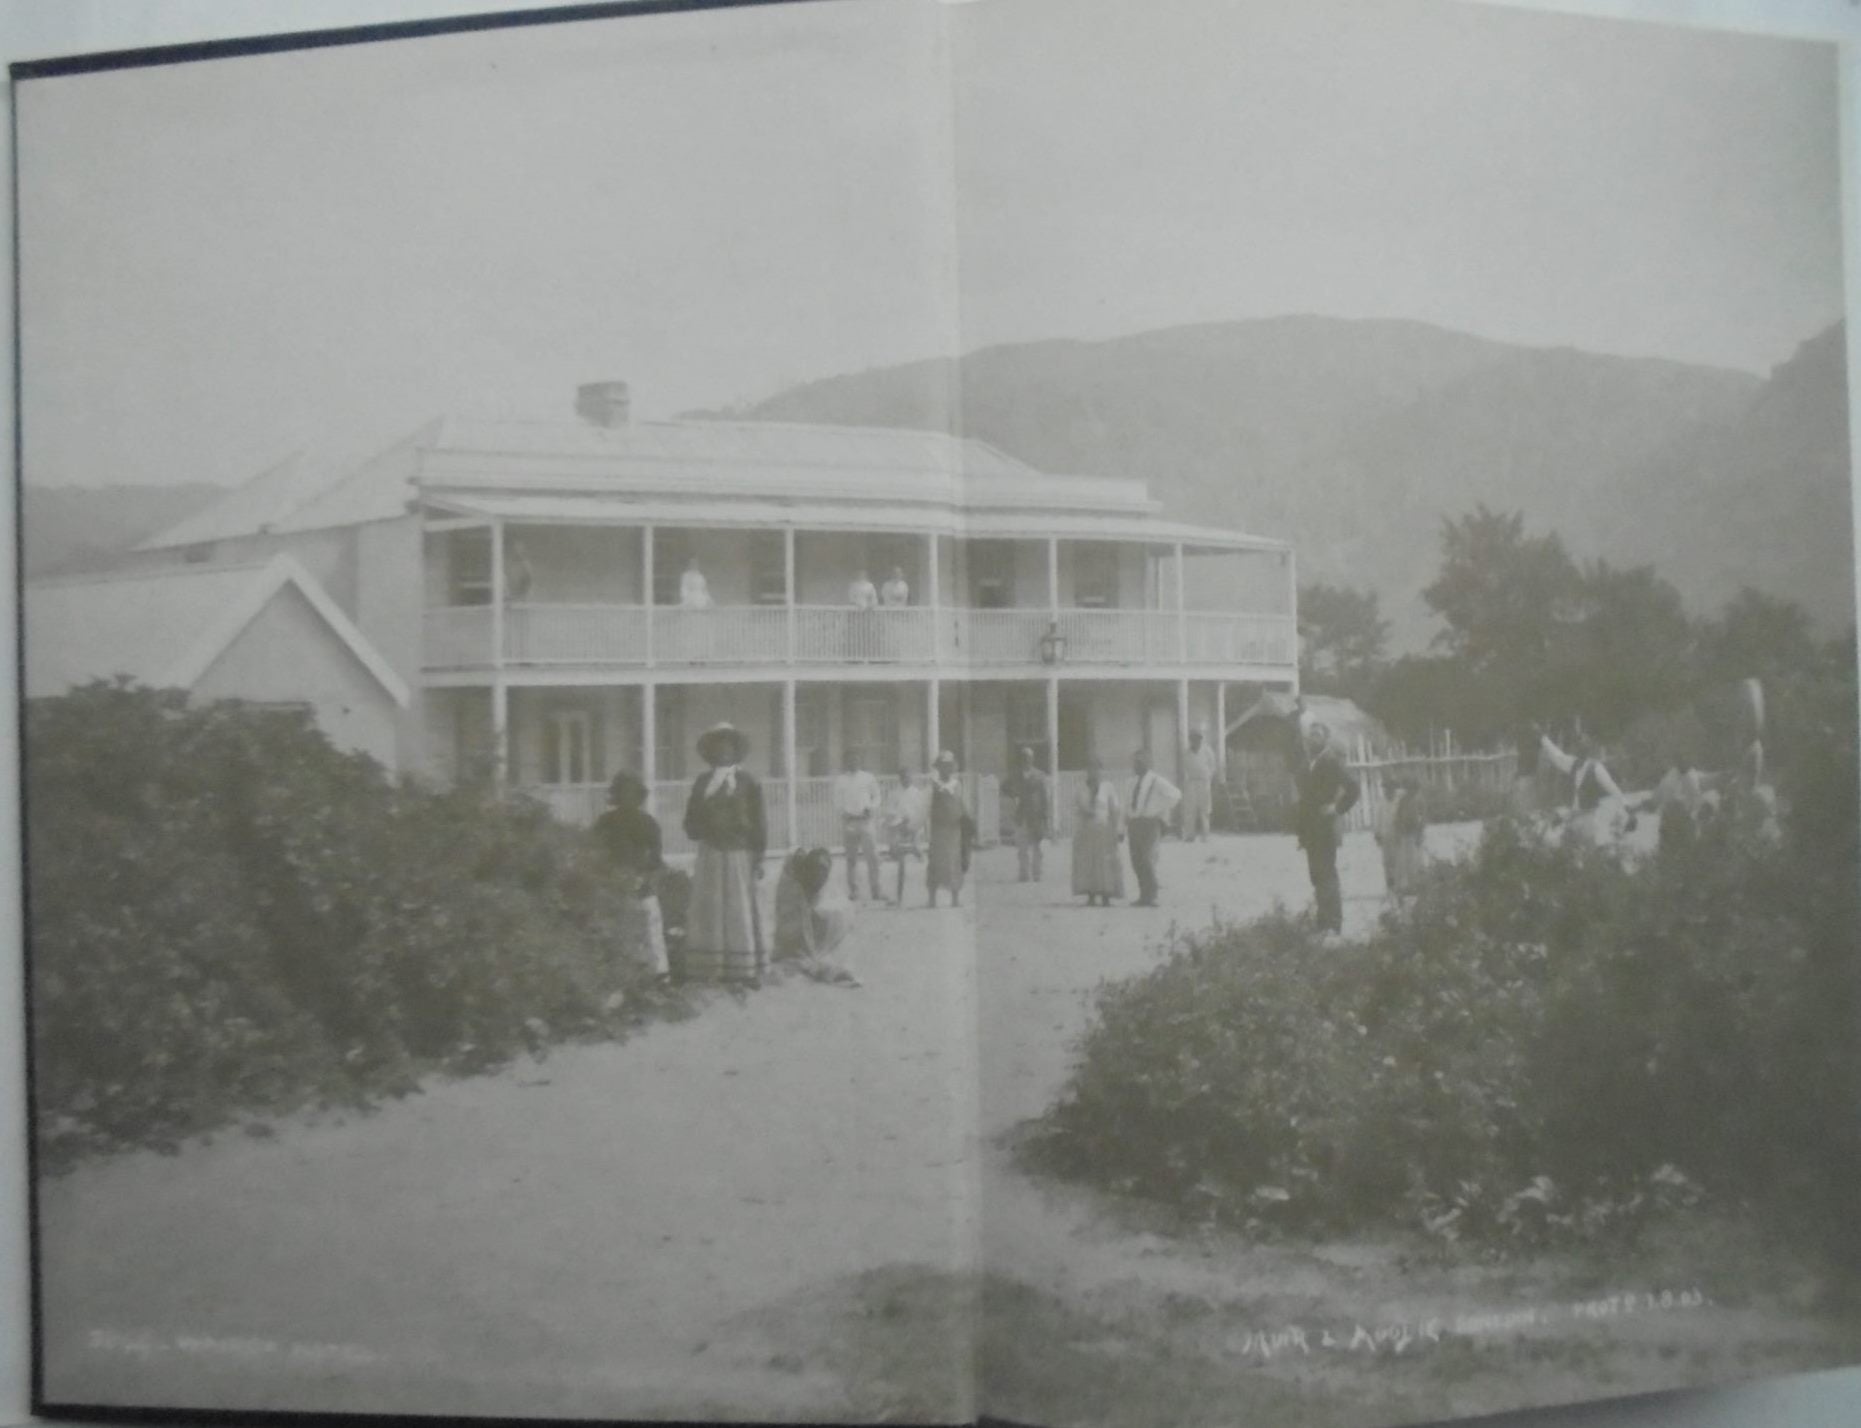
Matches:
[[969, 541, 1014, 609], [653, 687, 684, 781], [449, 529, 493, 606], [652, 531, 690, 607], [1072, 543, 1119, 608], [542, 707, 602, 786], [750, 531, 787, 605], [843, 689, 898, 774], [795, 687, 830, 777]]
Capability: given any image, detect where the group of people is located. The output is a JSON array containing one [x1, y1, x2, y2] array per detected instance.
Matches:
[[832, 751, 974, 908], [593, 723, 980, 990], [999, 725, 1220, 910], [674, 556, 913, 612]]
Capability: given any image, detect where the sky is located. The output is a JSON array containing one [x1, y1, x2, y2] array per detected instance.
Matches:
[[11, 0, 1844, 490]]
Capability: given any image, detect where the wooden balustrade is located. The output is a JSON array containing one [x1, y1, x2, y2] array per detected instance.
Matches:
[[424, 603, 1296, 671]]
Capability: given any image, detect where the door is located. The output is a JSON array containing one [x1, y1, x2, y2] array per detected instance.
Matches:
[[544, 708, 596, 786], [1057, 691, 1092, 771], [1145, 699, 1179, 782]]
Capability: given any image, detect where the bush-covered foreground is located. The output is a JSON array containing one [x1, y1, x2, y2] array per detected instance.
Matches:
[[27, 683, 669, 1167], [1033, 698, 1861, 1285]]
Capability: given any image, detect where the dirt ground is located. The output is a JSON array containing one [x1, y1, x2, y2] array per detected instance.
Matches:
[[35, 826, 1859, 1424]]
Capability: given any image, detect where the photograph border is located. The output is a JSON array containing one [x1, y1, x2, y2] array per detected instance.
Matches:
[[6, 3, 1861, 1426]]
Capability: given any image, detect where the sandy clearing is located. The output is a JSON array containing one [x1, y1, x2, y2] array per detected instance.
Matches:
[[38, 877, 982, 1421]]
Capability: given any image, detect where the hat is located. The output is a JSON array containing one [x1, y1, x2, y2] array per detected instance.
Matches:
[[697, 722, 749, 764], [934, 749, 957, 769]]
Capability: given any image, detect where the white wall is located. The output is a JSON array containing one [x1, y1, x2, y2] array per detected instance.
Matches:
[[191, 585, 402, 771]]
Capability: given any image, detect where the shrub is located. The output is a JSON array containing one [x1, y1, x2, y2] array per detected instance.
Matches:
[[1031, 786, 1860, 1267], [27, 682, 668, 1166]]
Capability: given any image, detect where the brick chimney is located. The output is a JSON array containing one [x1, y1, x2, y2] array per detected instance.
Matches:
[[575, 380, 631, 428]]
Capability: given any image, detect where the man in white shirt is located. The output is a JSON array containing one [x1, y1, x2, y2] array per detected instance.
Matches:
[[880, 567, 910, 607], [833, 751, 886, 901], [1127, 748, 1182, 907], [848, 570, 879, 610], [1180, 727, 1218, 841]]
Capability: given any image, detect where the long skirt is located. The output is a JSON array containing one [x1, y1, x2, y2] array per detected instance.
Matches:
[[1072, 822, 1126, 898], [618, 891, 669, 976], [682, 845, 764, 982], [927, 820, 964, 893], [1381, 833, 1425, 895]]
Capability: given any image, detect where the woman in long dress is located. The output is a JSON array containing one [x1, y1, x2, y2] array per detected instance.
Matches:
[[1071, 759, 1126, 907], [1375, 775, 1427, 899], [681, 722, 767, 984], [926, 751, 968, 908]]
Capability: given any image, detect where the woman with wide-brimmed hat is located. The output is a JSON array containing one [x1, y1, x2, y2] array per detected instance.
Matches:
[[925, 750, 969, 908], [680, 722, 767, 983]]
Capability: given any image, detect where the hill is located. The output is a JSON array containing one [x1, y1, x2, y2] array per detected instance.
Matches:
[[23, 483, 226, 579], [695, 316, 1849, 647]]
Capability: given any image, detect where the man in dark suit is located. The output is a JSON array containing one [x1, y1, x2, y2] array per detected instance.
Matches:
[[1294, 714, 1359, 937]]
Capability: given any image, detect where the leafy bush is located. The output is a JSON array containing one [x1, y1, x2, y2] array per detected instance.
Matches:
[[27, 682, 670, 1166], [1032, 767, 1860, 1270]]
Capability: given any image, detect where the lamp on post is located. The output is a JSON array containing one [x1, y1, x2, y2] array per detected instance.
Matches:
[[1039, 619, 1067, 666]]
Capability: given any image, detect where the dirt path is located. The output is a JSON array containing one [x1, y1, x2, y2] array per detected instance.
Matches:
[[38, 886, 982, 1421], [38, 826, 1856, 1425]]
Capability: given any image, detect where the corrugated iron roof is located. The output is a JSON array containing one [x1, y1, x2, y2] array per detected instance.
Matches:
[[427, 491, 1287, 549], [138, 414, 1179, 550], [24, 555, 409, 705], [25, 562, 276, 693]]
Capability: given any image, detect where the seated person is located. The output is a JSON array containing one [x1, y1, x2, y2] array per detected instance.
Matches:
[[772, 848, 861, 986]]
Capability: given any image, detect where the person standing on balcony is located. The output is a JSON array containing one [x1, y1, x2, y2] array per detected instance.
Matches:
[[926, 751, 968, 907], [881, 567, 910, 607], [679, 556, 713, 610], [1004, 745, 1051, 882], [1180, 727, 1218, 841], [505, 539, 535, 602], [591, 771, 669, 979], [682, 723, 766, 984], [833, 751, 886, 903], [1071, 758, 1125, 907], [1293, 711, 1360, 938], [1127, 749, 1181, 908], [847, 568, 880, 658], [883, 766, 926, 905]]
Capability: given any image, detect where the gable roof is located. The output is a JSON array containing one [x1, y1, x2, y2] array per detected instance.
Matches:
[[25, 554, 410, 707], [1227, 692, 1388, 748]]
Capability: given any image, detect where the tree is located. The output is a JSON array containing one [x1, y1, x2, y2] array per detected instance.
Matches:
[[1424, 507, 1584, 671], [1701, 586, 1818, 688], [1419, 507, 1585, 734], [1297, 582, 1389, 695], [1563, 560, 1697, 736]]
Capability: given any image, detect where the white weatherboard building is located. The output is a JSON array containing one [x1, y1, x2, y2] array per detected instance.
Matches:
[[24, 553, 411, 769], [120, 382, 1300, 854]]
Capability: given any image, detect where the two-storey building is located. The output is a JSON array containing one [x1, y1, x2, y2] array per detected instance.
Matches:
[[131, 381, 1299, 854]]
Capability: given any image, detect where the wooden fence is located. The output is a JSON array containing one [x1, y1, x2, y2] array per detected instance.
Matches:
[[1224, 736, 1517, 833]]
